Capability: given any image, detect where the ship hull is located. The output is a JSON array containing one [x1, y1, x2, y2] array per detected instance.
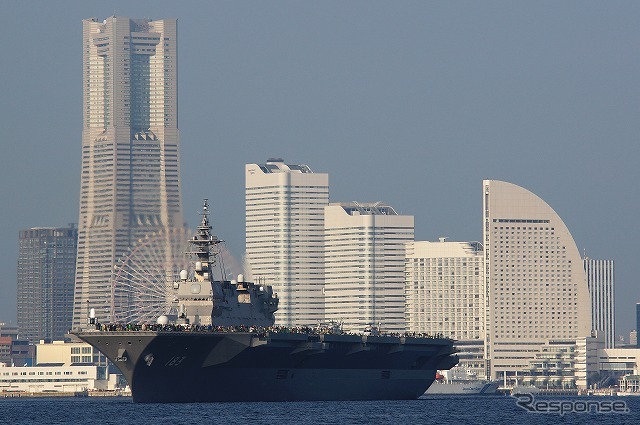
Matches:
[[74, 330, 457, 402], [423, 380, 500, 396]]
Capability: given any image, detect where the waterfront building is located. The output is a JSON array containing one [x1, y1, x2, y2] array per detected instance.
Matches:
[[18, 226, 78, 342], [0, 364, 109, 393], [36, 340, 108, 367], [73, 17, 183, 328], [597, 346, 640, 381], [631, 331, 637, 347], [482, 180, 591, 383], [405, 239, 485, 376], [324, 202, 413, 333], [584, 258, 615, 348], [0, 340, 119, 394], [245, 159, 329, 326]]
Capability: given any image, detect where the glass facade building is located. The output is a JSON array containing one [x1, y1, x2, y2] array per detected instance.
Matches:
[[18, 227, 78, 341]]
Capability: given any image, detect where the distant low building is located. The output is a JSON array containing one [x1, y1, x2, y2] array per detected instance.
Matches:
[[0, 323, 18, 340], [0, 337, 11, 365], [584, 257, 615, 348]]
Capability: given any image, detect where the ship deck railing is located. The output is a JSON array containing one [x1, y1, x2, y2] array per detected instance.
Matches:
[[80, 323, 452, 341]]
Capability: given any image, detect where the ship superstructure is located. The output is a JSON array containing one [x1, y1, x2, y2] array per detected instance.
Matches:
[[168, 200, 278, 327]]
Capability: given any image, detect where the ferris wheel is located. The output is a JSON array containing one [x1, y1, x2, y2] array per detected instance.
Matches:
[[111, 227, 191, 324], [110, 226, 242, 324]]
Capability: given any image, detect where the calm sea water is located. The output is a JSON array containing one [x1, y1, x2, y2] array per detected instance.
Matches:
[[1, 395, 640, 425]]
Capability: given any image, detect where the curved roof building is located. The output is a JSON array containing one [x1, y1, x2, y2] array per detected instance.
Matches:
[[483, 180, 591, 381]]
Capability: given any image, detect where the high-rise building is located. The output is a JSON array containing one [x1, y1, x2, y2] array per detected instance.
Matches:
[[17, 226, 78, 342], [324, 202, 413, 333], [482, 180, 591, 383], [73, 17, 183, 327], [405, 239, 484, 339], [584, 258, 615, 348], [405, 239, 485, 377], [245, 159, 328, 326]]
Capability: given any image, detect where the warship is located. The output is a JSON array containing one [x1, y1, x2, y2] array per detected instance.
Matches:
[[423, 370, 499, 396], [74, 201, 457, 403]]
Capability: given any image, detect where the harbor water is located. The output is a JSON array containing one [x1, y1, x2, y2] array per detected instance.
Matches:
[[1, 395, 640, 424]]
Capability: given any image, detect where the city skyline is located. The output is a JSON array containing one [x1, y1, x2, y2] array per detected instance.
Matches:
[[1, 2, 638, 337]]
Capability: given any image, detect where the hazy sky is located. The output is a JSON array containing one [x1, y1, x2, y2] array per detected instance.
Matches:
[[1, 1, 638, 337]]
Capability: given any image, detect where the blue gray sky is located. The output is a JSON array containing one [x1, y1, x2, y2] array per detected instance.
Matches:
[[1, 1, 638, 338]]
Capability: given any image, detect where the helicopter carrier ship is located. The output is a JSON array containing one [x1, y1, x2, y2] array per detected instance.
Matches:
[[73, 201, 457, 403]]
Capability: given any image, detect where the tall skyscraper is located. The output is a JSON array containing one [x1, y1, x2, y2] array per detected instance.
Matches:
[[324, 202, 413, 333], [73, 17, 183, 327], [18, 226, 78, 342], [405, 239, 485, 377], [245, 159, 329, 327], [482, 180, 591, 382], [584, 258, 615, 348]]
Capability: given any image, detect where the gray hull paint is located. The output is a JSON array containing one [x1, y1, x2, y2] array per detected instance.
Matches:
[[75, 331, 457, 402], [424, 380, 500, 396]]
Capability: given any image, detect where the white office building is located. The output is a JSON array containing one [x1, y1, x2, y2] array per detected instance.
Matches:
[[245, 159, 329, 327], [324, 202, 413, 333], [405, 239, 485, 377], [483, 180, 591, 383], [584, 258, 615, 349]]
